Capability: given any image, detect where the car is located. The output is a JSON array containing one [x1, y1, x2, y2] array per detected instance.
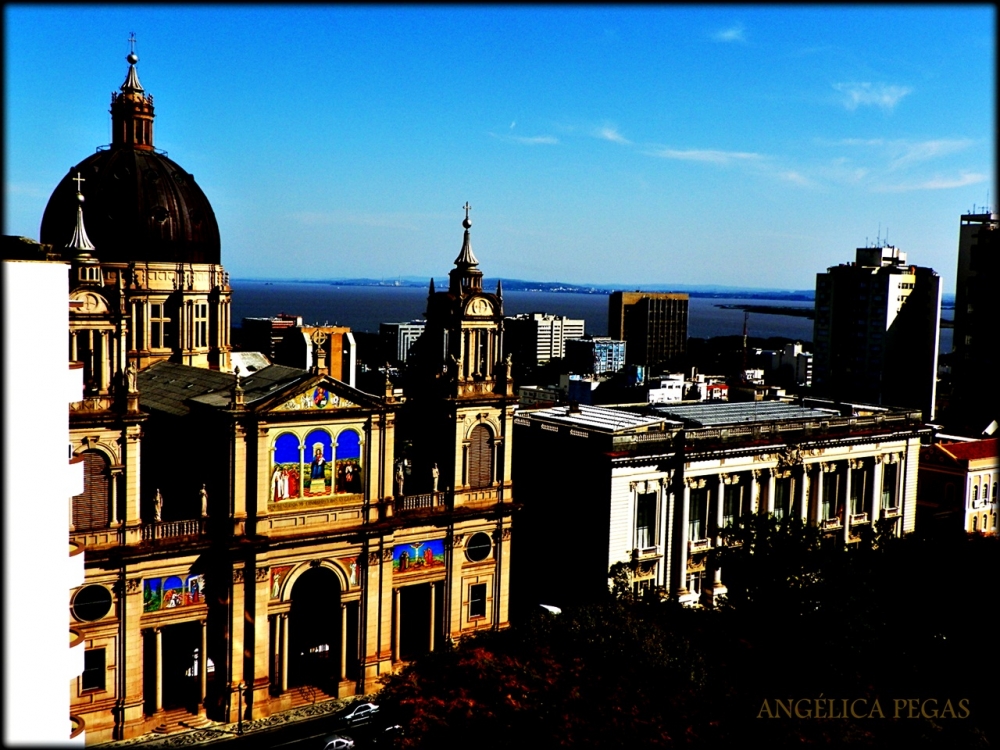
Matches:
[[322, 735, 355, 750], [371, 724, 405, 745], [339, 701, 380, 726]]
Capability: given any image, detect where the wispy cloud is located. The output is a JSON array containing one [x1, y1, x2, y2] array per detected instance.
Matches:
[[833, 82, 913, 111], [647, 148, 762, 165], [489, 132, 559, 145], [712, 24, 746, 43], [889, 138, 975, 169], [595, 126, 630, 145], [778, 171, 814, 187], [873, 171, 989, 192]]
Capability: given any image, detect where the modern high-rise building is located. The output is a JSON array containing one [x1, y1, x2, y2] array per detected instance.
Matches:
[[812, 245, 941, 421], [565, 335, 626, 376], [503, 312, 585, 365], [379, 320, 427, 366], [608, 291, 688, 372], [949, 211, 999, 434]]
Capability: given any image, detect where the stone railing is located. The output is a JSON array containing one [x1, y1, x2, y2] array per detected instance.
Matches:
[[141, 518, 206, 541], [689, 538, 711, 553], [850, 512, 869, 524], [632, 545, 662, 561], [396, 493, 437, 512], [821, 518, 842, 530], [883, 506, 901, 518]]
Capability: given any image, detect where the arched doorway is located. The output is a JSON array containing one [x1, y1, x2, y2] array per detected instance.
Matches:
[[288, 567, 342, 691]]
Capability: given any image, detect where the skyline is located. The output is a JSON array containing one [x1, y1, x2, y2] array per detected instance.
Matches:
[[5, 6, 996, 291]]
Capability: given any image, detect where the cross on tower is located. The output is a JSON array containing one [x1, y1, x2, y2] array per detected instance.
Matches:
[[463, 202, 472, 221], [72, 172, 86, 193], [128, 32, 137, 56]]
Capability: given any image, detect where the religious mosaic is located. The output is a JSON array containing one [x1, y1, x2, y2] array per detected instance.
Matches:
[[274, 386, 356, 412], [269, 429, 363, 504], [392, 538, 445, 575], [143, 574, 204, 612]]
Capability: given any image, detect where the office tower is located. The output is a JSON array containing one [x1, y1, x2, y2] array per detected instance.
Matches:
[[504, 312, 585, 366], [949, 210, 999, 433], [565, 335, 626, 376], [379, 320, 427, 365], [813, 245, 941, 420], [608, 291, 688, 372]]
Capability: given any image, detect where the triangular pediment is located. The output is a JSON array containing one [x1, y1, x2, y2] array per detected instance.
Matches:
[[265, 375, 380, 414]]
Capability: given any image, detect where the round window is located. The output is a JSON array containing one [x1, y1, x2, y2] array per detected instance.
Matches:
[[73, 585, 113, 622], [465, 532, 493, 562]]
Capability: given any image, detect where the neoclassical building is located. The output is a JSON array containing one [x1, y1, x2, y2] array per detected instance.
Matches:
[[513, 399, 927, 610], [8, 44, 515, 744]]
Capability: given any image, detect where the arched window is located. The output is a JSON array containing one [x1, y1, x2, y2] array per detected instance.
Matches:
[[993, 483, 998, 502], [973, 485, 979, 504], [973, 517, 978, 532], [468, 424, 494, 489], [73, 451, 110, 531], [271, 433, 301, 502], [335, 429, 362, 494]]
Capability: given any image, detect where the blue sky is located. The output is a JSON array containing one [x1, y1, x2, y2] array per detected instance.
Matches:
[[4, 6, 995, 290]]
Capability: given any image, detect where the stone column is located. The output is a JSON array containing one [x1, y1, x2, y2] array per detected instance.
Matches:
[[340, 604, 348, 682], [154, 627, 163, 713], [392, 588, 401, 662], [798, 465, 809, 520], [199, 620, 208, 712], [842, 463, 852, 546], [280, 613, 289, 693], [750, 470, 762, 513], [428, 582, 436, 653], [676, 481, 691, 596], [765, 470, 776, 515], [871, 457, 884, 524], [713, 475, 725, 590], [815, 464, 826, 524]]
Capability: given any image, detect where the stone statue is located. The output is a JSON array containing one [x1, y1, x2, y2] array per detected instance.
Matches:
[[394, 460, 405, 497], [431, 463, 440, 492], [153, 488, 163, 522], [126, 361, 138, 393], [199, 484, 208, 517]]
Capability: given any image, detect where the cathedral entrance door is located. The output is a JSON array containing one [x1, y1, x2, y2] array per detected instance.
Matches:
[[288, 567, 342, 691], [160, 621, 202, 711]]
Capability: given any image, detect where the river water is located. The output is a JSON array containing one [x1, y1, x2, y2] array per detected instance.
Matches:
[[231, 281, 953, 352]]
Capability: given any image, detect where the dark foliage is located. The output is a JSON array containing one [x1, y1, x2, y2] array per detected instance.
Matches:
[[378, 522, 998, 748]]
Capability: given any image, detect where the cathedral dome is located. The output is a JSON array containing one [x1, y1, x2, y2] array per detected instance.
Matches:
[[39, 44, 221, 265], [40, 148, 220, 264]]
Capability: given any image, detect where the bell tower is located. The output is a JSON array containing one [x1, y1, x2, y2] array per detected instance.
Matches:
[[399, 205, 515, 503]]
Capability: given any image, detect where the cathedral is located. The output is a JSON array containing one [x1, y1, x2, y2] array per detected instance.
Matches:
[[4, 44, 513, 744]]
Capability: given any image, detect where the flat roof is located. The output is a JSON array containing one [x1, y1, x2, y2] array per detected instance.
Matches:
[[525, 403, 673, 433], [651, 401, 838, 427]]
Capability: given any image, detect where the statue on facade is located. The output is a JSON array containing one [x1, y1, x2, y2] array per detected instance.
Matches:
[[394, 460, 405, 497], [126, 361, 138, 393], [153, 488, 163, 522], [431, 463, 440, 493], [199, 484, 208, 517]]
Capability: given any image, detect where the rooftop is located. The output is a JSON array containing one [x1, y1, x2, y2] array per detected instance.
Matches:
[[651, 401, 838, 428], [138, 361, 307, 416], [525, 403, 674, 433], [937, 438, 999, 463]]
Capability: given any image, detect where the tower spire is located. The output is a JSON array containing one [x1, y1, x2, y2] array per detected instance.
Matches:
[[111, 33, 155, 149], [449, 202, 484, 295], [66, 172, 96, 255]]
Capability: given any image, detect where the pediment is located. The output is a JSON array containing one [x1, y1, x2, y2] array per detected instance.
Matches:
[[270, 380, 362, 413]]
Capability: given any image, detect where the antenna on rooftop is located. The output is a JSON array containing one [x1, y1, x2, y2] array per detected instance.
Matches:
[[876, 222, 881, 247], [885, 227, 889, 246]]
